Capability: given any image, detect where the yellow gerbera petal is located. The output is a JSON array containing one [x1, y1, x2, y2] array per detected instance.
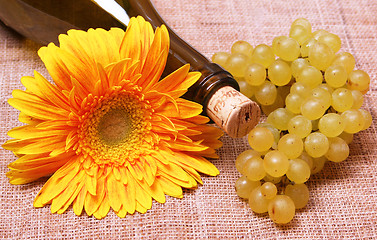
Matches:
[[3, 16, 223, 219]]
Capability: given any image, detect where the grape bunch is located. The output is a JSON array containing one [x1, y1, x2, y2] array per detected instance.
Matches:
[[213, 18, 373, 224]]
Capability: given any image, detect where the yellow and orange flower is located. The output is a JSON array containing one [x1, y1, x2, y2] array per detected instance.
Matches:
[[2, 16, 223, 219]]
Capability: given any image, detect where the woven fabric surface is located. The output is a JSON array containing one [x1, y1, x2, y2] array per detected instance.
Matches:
[[1, 0, 377, 239]]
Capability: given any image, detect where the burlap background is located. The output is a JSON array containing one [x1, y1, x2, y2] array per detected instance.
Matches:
[[1, 0, 376, 239]]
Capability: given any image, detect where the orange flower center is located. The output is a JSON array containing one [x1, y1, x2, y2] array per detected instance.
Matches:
[[77, 90, 154, 166]]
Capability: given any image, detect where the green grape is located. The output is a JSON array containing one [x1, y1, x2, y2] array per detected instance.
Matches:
[[304, 132, 329, 158], [299, 151, 314, 171], [212, 51, 230, 68], [272, 36, 300, 61], [309, 42, 335, 71], [260, 182, 278, 199], [351, 90, 364, 109], [318, 83, 334, 95], [236, 149, 261, 175], [263, 174, 282, 184], [248, 127, 275, 152], [338, 132, 354, 144], [278, 134, 304, 159], [237, 79, 257, 98], [301, 97, 327, 120], [251, 44, 275, 68], [318, 113, 345, 137], [224, 53, 250, 77], [243, 156, 266, 181], [325, 137, 349, 163], [296, 66, 323, 89], [289, 24, 312, 45], [261, 95, 285, 116], [310, 87, 332, 109], [268, 195, 296, 224], [311, 156, 327, 174], [300, 38, 317, 58], [312, 29, 330, 40], [285, 93, 304, 114], [288, 115, 312, 138], [244, 63, 266, 86], [235, 176, 261, 199], [291, 58, 310, 78], [249, 186, 270, 213], [255, 81, 277, 105], [332, 52, 355, 74], [286, 159, 311, 184], [268, 59, 292, 86], [291, 18, 312, 33], [332, 88, 354, 112], [231, 40, 253, 57], [285, 184, 310, 209], [347, 70, 370, 93], [358, 109, 372, 130], [263, 150, 290, 177], [324, 65, 348, 88], [267, 108, 296, 130], [256, 123, 281, 149], [317, 32, 342, 53], [290, 82, 311, 98]]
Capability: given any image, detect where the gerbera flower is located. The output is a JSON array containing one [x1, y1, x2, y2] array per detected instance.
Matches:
[[2, 16, 223, 219]]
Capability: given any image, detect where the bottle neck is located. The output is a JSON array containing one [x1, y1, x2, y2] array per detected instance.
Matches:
[[125, 0, 239, 113]]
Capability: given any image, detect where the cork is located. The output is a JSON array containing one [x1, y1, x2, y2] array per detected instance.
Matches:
[[206, 86, 261, 138]]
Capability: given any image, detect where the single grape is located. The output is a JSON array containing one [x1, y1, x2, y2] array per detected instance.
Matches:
[[309, 42, 335, 71], [301, 97, 327, 120], [338, 132, 354, 144], [278, 134, 304, 159], [299, 151, 314, 171], [311, 156, 327, 174], [347, 70, 370, 93], [248, 127, 275, 152], [260, 182, 278, 199], [235, 175, 261, 199], [318, 113, 345, 137], [267, 108, 296, 131], [263, 174, 282, 184], [263, 150, 290, 177], [285, 184, 310, 209], [251, 44, 275, 68], [244, 63, 266, 86], [268, 195, 296, 224], [351, 90, 364, 109], [231, 40, 253, 57], [285, 93, 305, 114], [291, 58, 310, 79], [224, 53, 250, 77], [304, 132, 329, 158], [212, 52, 230, 68], [237, 79, 257, 98], [296, 66, 323, 89], [332, 52, 355, 74], [255, 81, 277, 105], [268, 59, 292, 86], [256, 123, 281, 149], [288, 115, 312, 138], [249, 187, 270, 213], [325, 137, 349, 162], [243, 156, 266, 181], [317, 32, 342, 53], [300, 38, 317, 58], [236, 149, 261, 175], [341, 109, 365, 134], [286, 159, 311, 184], [312, 29, 330, 40], [290, 24, 312, 45], [331, 88, 354, 112], [310, 87, 332, 109], [358, 109, 372, 130], [291, 18, 312, 33], [318, 83, 334, 95], [325, 65, 348, 88], [272, 36, 300, 61], [290, 82, 311, 98]]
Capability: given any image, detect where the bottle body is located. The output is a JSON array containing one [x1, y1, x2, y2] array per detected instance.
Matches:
[[0, 0, 260, 137]]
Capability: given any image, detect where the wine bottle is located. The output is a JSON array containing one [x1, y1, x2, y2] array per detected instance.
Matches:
[[0, 0, 260, 137]]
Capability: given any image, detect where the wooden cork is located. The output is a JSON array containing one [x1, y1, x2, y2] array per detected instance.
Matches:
[[206, 86, 261, 138]]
